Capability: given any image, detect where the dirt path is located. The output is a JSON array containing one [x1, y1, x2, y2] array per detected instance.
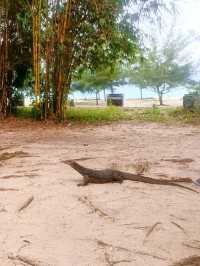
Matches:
[[0, 121, 200, 266]]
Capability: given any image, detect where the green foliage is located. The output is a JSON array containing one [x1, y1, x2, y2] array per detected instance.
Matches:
[[72, 66, 126, 95], [189, 83, 200, 95], [0, 0, 176, 119], [126, 34, 193, 105], [14, 106, 41, 120]]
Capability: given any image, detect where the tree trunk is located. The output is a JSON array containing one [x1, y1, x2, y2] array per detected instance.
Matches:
[[32, 0, 41, 106], [55, 86, 64, 120], [44, 40, 50, 120], [140, 88, 143, 100], [0, 1, 9, 119], [95, 91, 99, 105], [44, 0, 53, 120], [156, 87, 164, 105], [103, 89, 106, 101], [158, 93, 163, 105], [0, 88, 7, 119], [53, 0, 73, 121]]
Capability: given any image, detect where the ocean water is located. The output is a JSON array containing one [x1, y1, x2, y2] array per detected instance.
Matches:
[[71, 85, 189, 100]]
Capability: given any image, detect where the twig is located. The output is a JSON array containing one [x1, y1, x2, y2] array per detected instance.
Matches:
[[171, 221, 187, 235], [80, 238, 167, 261], [17, 241, 31, 253], [182, 241, 200, 250], [170, 177, 193, 183], [0, 175, 22, 179], [0, 151, 31, 161], [78, 196, 114, 221], [0, 146, 13, 151], [8, 254, 41, 266], [25, 174, 39, 178], [0, 188, 19, 191], [170, 214, 186, 221], [135, 250, 166, 261], [96, 239, 131, 253], [0, 173, 38, 180], [96, 239, 166, 261], [162, 158, 194, 164], [0, 207, 7, 212], [18, 196, 34, 212], [145, 222, 162, 239], [112, 259, 134, 265], [104, 251, 134, 266], [104, 251, 114, 266]]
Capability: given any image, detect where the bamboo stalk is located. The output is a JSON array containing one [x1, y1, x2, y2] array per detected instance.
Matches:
[[32, 0, 41, 104]]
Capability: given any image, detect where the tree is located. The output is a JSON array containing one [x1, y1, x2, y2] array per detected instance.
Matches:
[[72, 66, 126, 104], [0, 0, 174, 120], [0, 0, 32, 118], [127, 36, 193, 105]]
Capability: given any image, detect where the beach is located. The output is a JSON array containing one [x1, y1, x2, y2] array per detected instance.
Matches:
[[0, 120, 199, 266]]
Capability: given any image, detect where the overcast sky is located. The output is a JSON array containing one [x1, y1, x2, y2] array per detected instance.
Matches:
[[175, 0, 200, 72], [140, 0, 200, 66], [178, 0, 200, 34]]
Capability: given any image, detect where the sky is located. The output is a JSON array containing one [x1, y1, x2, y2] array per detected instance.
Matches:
[[73, 0, 200, 100], [176, 0, 200, 61], [178, 0, 200, 34]]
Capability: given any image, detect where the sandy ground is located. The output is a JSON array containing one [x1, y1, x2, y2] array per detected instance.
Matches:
[[124, 98, 183, 108], [74, 97, 183, 108], [0, 120, 200, 266]]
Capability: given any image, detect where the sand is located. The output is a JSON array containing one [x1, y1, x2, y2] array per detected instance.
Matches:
[[74, 97, 183, 108], [0, 120, 200, 266], [124, 97, 183, 108]]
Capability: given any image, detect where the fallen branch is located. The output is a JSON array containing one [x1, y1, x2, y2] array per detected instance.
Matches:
[[104, 250, 134, 266], [97, 240, 134, 266], [0, 174, 38, 179], [64, 160, 198, 193], [17, 241, 31, 253], [0, 175, 22, 179], [170, 177, 193, 183], [0, 188, 19, 191], [0, 151, 31, 161], [79, 196, 114, 221], [162, 158, 194, 164], [8, 254, 42, 266], [96, 239, 166, 261], [0, 146, 13, 151], [182, 241, 200, 250], [97, 239, 131, 253], [18, 196, 34, 212], [135, 250, 166, 261]]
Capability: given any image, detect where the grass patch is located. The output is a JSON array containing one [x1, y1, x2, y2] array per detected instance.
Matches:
[[168, 107, 200, 124], [14, 107, 41, 120], [127, 107, 200, 124], [127, 108, 168, 123], [66, 106, 129, 123], [13, 106, 200, 125]]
